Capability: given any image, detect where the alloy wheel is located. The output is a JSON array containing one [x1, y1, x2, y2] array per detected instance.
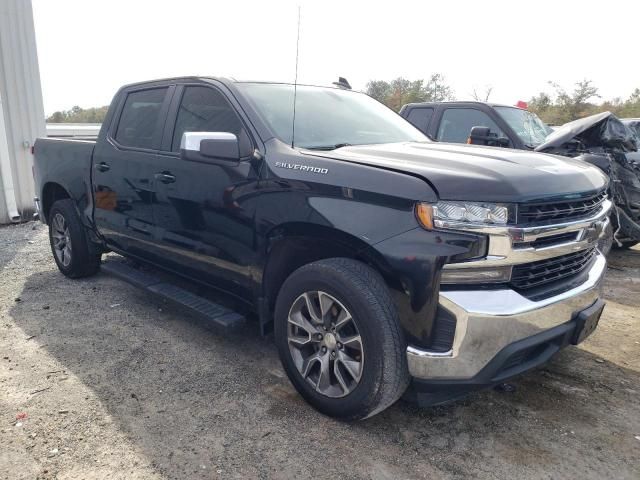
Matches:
[[51, 213, 72, 267], [287, 291, 364, 398]]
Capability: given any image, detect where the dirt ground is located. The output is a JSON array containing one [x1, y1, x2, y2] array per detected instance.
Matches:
[[1, 221, 638, 480]]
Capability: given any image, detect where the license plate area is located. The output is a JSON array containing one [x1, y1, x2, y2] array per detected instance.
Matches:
[[572, 300, 605, 345]]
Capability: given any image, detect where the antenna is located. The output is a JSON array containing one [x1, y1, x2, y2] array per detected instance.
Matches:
[[291, 5, 301, 148]]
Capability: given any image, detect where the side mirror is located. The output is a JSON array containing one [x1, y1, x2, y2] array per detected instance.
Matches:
[[467, 126, 491, 145], [180, 132, 241, 163], [467, 126, 510, 148]]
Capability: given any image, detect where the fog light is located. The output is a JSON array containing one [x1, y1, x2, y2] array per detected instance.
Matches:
[[440, 266, 512, 284]]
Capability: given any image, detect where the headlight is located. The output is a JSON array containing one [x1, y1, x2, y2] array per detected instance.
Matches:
[[415, 201, 511, 230], [434, 201, 509, 226], [415, 201, 514, 284]]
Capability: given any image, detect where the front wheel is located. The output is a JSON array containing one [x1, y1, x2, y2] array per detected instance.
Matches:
[[48, 199, 101, 278], [274, 258, 410, 420]]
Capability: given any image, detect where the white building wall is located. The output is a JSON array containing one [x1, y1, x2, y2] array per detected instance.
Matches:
[[0, 0, 46, 224]]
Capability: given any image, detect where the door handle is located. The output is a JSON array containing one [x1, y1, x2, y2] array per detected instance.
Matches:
[[95, 162, 110, 172], [154, 172, 176, 184]]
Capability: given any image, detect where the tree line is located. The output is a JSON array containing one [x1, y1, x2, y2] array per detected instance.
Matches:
[[46, 78, 640, 126], [46, 105, 109, 123], [365, 76, 640, 124], [528, 81, 640, 125], [365, 74, 455, 111]]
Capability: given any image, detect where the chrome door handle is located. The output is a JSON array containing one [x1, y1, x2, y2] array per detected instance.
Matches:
[[154, 172, 176, 184], [95, 162, 110, 172]]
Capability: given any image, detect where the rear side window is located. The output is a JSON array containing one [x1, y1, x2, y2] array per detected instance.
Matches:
[[406, 107, 433, 134], [437, 108, 504, 144], [115, 88, 168, 149], [172, 86, 243, 152]]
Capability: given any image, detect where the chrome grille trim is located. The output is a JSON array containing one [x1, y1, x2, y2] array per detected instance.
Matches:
[[510, 247, 597, 290], [517, 190, 607, 224], [442, 200, 612, 271]]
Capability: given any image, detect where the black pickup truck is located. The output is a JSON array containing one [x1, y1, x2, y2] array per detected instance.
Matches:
[[399, 101, 551, 149], [33, 77, 610, 420]]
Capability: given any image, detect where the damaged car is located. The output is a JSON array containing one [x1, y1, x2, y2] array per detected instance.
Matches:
[[535, 112, 640, 249]]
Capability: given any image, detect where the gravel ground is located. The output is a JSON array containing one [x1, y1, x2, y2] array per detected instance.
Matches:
[[1, 221, 639, 480]]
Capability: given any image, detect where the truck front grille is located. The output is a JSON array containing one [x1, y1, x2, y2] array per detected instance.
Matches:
[[517, 190, 607, 224], [510, 247, 597, 290]]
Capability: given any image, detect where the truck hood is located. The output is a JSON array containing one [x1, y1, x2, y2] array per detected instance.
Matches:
[[304, 142, 607, 202]]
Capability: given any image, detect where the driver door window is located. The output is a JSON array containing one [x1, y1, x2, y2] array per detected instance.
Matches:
[[437, 108, 504, 144], [171, 86, 243, 152]]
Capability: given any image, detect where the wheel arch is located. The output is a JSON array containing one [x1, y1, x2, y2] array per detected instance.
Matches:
[[262, 222, 401, 313], [41, 182, 71, 224]]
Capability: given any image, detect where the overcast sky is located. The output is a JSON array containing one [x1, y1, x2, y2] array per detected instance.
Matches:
[[32, 0, 640, 115]]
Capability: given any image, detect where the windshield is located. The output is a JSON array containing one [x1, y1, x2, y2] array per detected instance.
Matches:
[[236, 83, 428, 149], [495, 106, 551, 148]]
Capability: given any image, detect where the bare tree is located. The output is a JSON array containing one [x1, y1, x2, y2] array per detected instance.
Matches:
[[471, 86, 493, 102]]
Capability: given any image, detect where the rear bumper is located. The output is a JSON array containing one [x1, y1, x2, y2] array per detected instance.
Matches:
[[406, 252, 606, 394]]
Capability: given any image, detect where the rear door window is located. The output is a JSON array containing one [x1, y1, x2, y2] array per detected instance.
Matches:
[[406, 108, 433, 134], [115, 88, 168, 149], [437, 108, 504, 144]]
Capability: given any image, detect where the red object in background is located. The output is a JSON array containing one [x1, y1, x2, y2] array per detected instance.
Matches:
[[516, 100, 528, 110], [16, 412, 28, 420]]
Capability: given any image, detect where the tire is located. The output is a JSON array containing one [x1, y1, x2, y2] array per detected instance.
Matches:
[[274, 258, 410, 420], [48, 199, 101, 278]]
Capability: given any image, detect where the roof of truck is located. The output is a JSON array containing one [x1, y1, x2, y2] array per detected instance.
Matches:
[[118, 76, 350, 91], [119, 76, 225, 89]]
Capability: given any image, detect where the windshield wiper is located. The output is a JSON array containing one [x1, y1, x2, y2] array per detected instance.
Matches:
[[304, 143, 352, 151]]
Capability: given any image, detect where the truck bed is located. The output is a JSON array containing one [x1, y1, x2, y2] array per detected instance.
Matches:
[[33, 137, 97, 223]]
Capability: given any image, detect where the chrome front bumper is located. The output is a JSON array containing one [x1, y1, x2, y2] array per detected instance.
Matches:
[[407, 251, 606, 380]]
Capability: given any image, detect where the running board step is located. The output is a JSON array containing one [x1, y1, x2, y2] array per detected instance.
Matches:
[[102, 259, 246, 333]]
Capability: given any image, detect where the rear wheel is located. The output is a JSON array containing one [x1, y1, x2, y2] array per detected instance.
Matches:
[[274, 258, 410, 420], [48, 199, 101, 278]]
